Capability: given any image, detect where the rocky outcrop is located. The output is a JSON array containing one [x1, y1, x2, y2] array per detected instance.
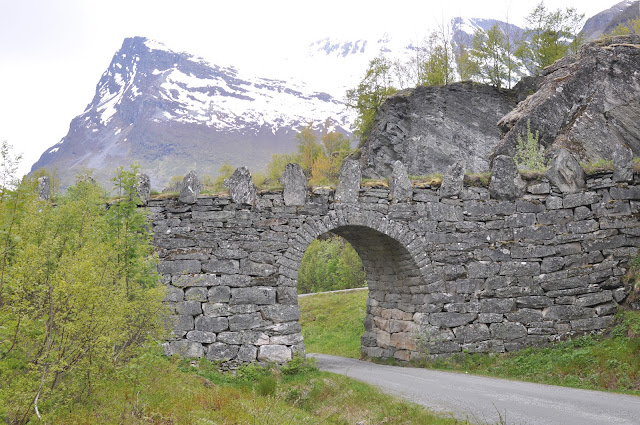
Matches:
[[359, 82, 517, 179], [493, 35, 640, 163]]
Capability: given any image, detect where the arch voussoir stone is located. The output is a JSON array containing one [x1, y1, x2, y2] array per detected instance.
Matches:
[[152, 164, 639, 364]]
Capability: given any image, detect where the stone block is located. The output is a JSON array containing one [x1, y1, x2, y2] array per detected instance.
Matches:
[[478, 313, 503, 323], [282, 163, 307, 206], [467, 261, 501, 279], [171, 314, 195, 333], [527, 181, 550, 194], [158, 260, 201, 275], [439, 160, 465, 198], [510, 245, 556, 259], [202, 259, 239, 274], [489, 155, 526, 200], [505, 308, 544, 324], [462, 339, 505, 353], [428, 312, 476, 327], [202, 303, 230, 317], [164, 286, 184, 302], [389, 161, 413, 201], [570, 316, 614, 331], [613, 143, 633, 182], [454, 323, 490, 343], [270, 333, 304, 345], [544, 149, 586, 193], [480, 298, 516, 313], [206, 343, 240, 361], [261, 305, 301, 322], [167, 340, 203, 358], [237, 345, 258, 362], [184, 287, 208, 302], [543, 305, 594, 321], [179, 171, 201, 204], [175, 301, 203, 316], [208, 286, 231, 303], [335, 159, 361, 203], [516, 296, 553, 309], [258, 345, 292, 363], [540, 257, 565, 273], [186, 330, 216, 343], [195, 316, 229, 333], [490, 322, 527, 341], [500, 261, 540, 276], [228, 313, 262, 331], [230, 287, 276, 305], [576, 291, 613, 307], [562, 192, 600, 209], [224, 167, 257, 205]]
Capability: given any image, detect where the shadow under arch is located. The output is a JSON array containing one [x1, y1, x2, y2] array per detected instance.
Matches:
[[283, 206, 427, 360]]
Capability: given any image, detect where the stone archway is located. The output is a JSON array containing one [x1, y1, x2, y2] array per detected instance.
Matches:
[[285, 206, 426, 361]]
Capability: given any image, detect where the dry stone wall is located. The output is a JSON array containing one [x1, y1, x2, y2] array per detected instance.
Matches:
[[149, 153, 640, 364]]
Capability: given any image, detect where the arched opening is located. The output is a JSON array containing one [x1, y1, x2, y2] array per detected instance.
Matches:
[[298, 224, 423, 361]]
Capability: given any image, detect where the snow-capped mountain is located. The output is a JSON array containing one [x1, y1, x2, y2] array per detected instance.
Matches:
[[31, 37, 354, 189], [581, 0, 639, 40]]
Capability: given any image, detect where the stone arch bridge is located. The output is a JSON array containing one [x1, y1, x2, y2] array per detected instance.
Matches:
[[148, 149, 640, 364]]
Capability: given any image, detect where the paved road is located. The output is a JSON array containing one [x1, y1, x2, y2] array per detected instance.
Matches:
[[311, 353, 640, 425]]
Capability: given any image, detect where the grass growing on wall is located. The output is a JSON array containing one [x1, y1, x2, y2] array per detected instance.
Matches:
[[299, 290, 368, 358]]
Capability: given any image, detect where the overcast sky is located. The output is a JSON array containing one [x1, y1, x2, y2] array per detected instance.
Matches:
[[0, 0, 623, 178]]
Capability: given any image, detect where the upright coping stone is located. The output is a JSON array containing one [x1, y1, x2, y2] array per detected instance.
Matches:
[[135, 173, 151, 204], [282, 163, 306, 206], [224, 166, 257, 205], [439, 160, 466, 198], [489, 155, 526, 200], [544, 149, 586, 194], [613, 143, 633, 183], [334, 159, 361, 203], [179, 171, 201, 204], [37, 176, 50, 201], [389, 160, 412, 201]]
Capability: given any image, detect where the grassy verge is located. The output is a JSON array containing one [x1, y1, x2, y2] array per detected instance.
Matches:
[[299, 290, 640, 394], [44, 346, 464, 425], [299, 289, 368, 358]]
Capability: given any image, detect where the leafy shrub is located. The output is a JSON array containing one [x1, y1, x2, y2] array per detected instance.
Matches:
[[0, 157, 166, 424], [298, 235, 366, 294], [514, 120, 547, 172]]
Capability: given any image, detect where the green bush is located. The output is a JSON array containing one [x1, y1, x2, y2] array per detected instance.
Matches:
[[514, 120, 547, 172], [298, 235, 366, 294], [0, 156, 166, 424]]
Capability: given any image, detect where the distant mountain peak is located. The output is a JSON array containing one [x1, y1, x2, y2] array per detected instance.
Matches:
[[31, 37, 353, 190]]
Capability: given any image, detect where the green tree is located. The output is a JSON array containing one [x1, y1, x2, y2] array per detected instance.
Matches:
[[516, 2, 584, 75], [346, 55, 397, 146], [0, 163, 166, 424], [607, 23, 632, 36], [471, 24, 509, 88], [298, 236, 366, 294], [296, 123, 324, 175], [212, 163, 235, 192], [419, 26, 456, 86]]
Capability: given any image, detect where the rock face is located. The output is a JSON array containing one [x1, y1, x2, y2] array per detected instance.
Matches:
[[493, 35, 640, 164], [580, 1, 640, 41], [488, 156, 526, 200], [359, 82, 517, 179], [224, 167, 257, 205], [282, 163, 307, 206], [544, 150, 586, 194], [335, 159, 361, 203]]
